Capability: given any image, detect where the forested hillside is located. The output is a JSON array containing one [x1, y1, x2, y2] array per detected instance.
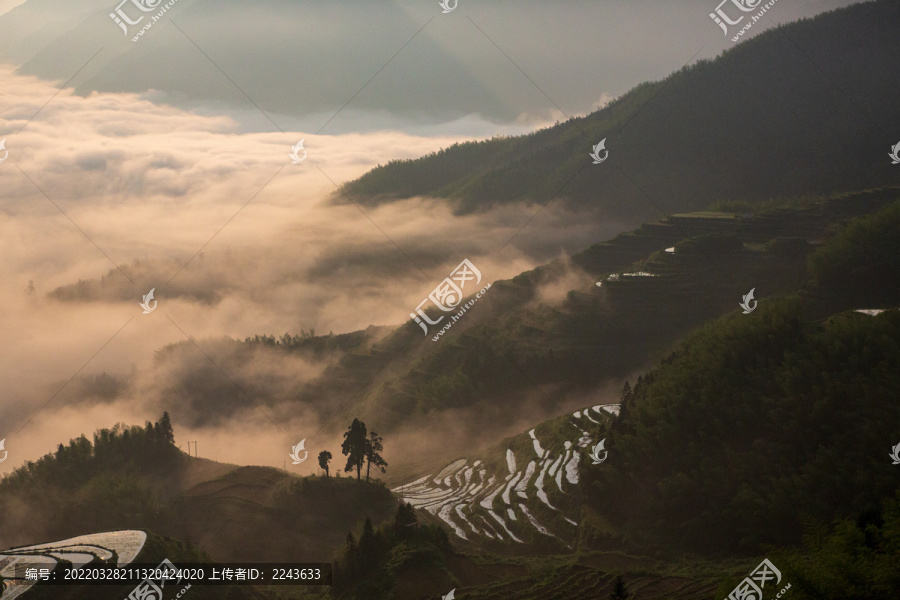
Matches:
[[582, 199, 900, 557], [807, 199, 900, 314], [0, 414, 182, 545], [585, 301, 900, 554], [342, 0, 900, 223], [0, 416, 398, 566]]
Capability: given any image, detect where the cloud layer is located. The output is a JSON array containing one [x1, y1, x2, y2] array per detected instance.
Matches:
[[0, 64, 619, 474]]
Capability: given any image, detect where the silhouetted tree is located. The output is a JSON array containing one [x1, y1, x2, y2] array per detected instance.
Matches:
[[609, 575, 629, 600], [621, 381, 632, 404], [158, 412, 175, 445], [343, 532, 358, 576], [393, 503, 417, 541], [318, 450, 332, 478], [364, 431, 387, 482], [342, 419, 367, 480], [358, 518, 376, 574]]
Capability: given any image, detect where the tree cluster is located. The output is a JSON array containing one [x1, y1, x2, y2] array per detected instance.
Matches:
[[316, 418, 387, 482], [808, 200, 900, 309], [1, 412, 178, 493], [772, 494, 900, 600], [331, 503, 451, 600], [585, 300, 900, 555], [0, 413, 180, 542]]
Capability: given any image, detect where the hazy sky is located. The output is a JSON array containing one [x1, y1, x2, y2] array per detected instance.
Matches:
[[0, 0, 873, 475], [0, 0, 868, 135]]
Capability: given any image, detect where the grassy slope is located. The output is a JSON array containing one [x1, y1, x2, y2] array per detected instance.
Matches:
[[173, 466, 398, 563]]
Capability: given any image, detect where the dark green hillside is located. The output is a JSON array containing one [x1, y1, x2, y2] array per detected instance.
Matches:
[[768, 496, 900, 600], [331, 505, 453, 600], [807, 199, 900, 314], [86, 189, 895, 488], [342, 0, 900, 222], [583, 301, 900, 555], [141, 328, 394, 429]]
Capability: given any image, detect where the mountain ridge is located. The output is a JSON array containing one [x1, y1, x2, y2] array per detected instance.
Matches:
[[341, 0, 900, 225]]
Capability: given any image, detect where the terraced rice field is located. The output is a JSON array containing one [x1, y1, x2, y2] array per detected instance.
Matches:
[[0, 530, 146, 600], [392, 405, 619, 545], [454, 564, 720, 600]]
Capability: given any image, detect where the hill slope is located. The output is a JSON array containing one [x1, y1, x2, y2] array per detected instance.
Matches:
[[264, 189, 899, 447], [0, 419, 398, 567], [584, 301, 900, 555], [343, 0, 900, 223]]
